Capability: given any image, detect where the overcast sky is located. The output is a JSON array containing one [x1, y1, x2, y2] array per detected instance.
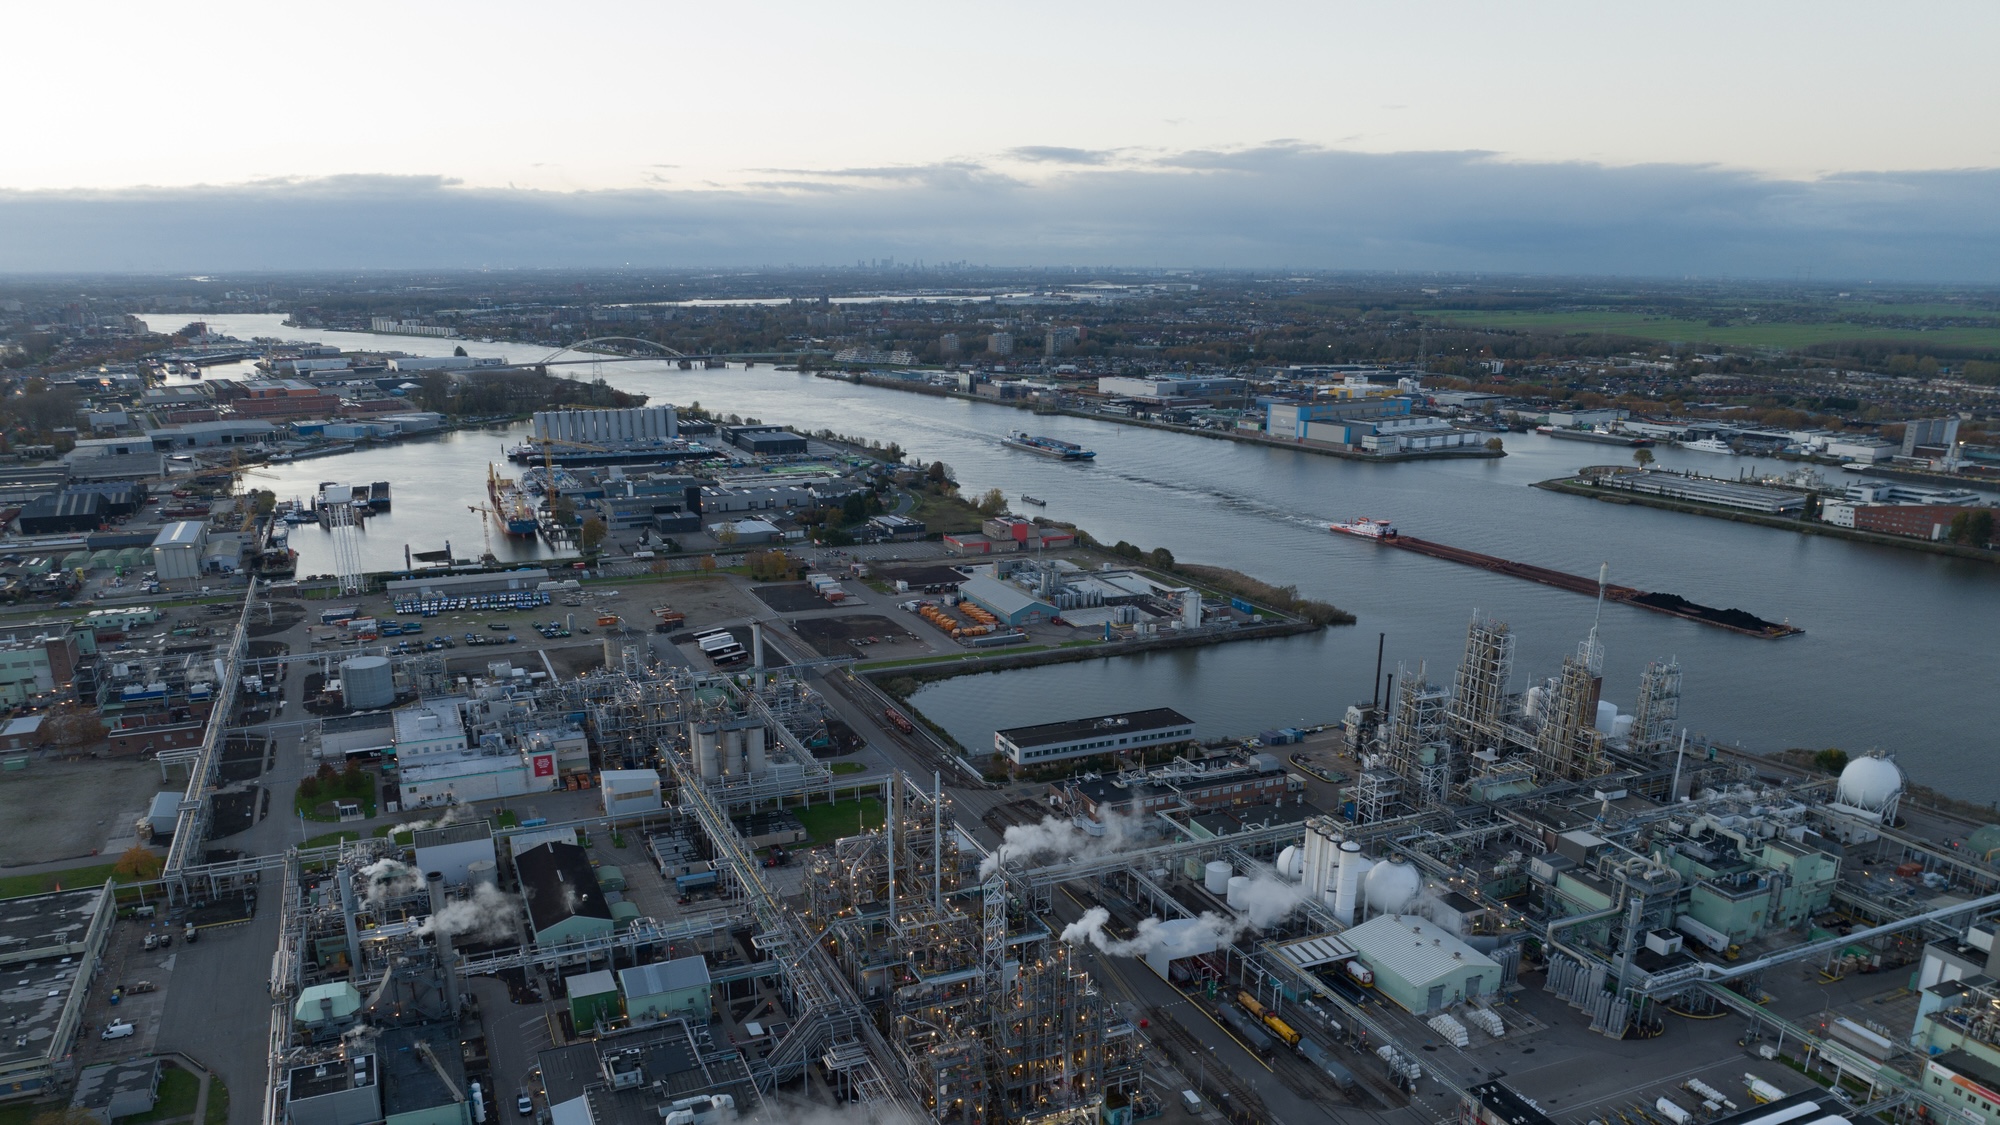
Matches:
[[7, 1, 1999, 277]]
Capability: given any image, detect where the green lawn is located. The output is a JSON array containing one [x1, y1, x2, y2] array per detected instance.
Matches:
[[0, 1098, 41, 1125], [132, 1066, 200, 1123], [792, 798, 884, 842], [295, 769, 378, 822], [301, 831, 362, 849], [828, 761, 868, 775], [0, 861, 119, 900], [203, 1079, 229, 1125], [1423, 308, 2000, 350]]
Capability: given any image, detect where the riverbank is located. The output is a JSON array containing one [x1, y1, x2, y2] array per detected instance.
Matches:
[[819, 370, 1505, 464], [1534, 475, 2000, 564]]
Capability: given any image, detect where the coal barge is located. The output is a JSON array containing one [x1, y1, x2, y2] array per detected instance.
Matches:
[[1330, 518, 1800, 638]]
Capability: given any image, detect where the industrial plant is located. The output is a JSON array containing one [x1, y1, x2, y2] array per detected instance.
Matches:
[[14, 573, 2000, 1125]]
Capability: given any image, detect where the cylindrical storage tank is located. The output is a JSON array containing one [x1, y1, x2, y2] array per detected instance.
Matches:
[[1595, 700, 1619, 735], [1226, 875, 1251, 909], [1276, 845, 1302, 882], [745, 726, 768, 775], [466, 860, 498, 890], [1204, 861, 1233, 895], [723, 728, 744, 776], [1364, 859, 1421, 917], [1302, 819, 1339, 898], [1655, 1099, 1692, 1125], [341, 656, 395, 710], [695, 727, 720, 781], [1333, 841, 1363, 925]]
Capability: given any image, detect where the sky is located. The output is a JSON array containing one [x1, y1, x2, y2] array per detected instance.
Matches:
[[5, 0, 1999, 277]]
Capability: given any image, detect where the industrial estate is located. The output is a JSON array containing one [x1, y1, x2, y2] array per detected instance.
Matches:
[[0, 275, 1998, 1125]]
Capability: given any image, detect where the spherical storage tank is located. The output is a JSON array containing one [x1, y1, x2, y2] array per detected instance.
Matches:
[[1836, 754, 1904, 812], [341, 656, 395, 710], [1364, 859, 1421, 916], [1276, 846, 1303, 881], [1204, 861, 1233, 895], [1226, 875, 1251, 909]]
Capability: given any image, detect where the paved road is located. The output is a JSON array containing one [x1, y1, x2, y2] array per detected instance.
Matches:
[[156, 903, 282, 1125]]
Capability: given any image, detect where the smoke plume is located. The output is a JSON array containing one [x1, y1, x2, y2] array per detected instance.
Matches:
[[357, 858, 423, 908], [978, 810, 1139, 879], [419, 884, 522, 943]]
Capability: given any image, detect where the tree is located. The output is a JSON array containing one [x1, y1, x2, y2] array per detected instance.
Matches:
[[43, 707, 106, 753], [841, 493, 868, 525], [926, 461, 950, 485], [1148, 547, 1176, 569], [578, 517, 607, 554], [1814, 748, 1850, 776], [976, 488, 1008, 517], [1632, 447, 1655, 468], [552, 495, 577, 526], [698, 554, 718, 574], [1485, 437, 1505, 452], [715, 522, 739, 548], [114, 845, 163, 882]]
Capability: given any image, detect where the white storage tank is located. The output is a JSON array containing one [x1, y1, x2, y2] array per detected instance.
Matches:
[[1334, 840, 1364, 925], [745, 726, 768, 776], [1226, 876, 1251, 910], [1364, 858, 1422, 917], [1276, 845, 1303, 881], [1204, 861, 1233, 895], [466, 860, 498, 890], [341, 656, 395, 710], [695, 727, 720, 782]]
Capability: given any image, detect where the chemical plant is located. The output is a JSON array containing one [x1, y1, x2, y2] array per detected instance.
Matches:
[[28, 577, 2000, 1125]]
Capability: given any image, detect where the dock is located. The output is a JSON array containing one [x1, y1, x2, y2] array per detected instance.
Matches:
[[1373, 533, 1801, 638]]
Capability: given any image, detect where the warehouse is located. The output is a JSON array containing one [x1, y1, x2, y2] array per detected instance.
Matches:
[[726, 425, 808, 456], [1340, 914, 1502, 1013], [618, 955, 713, 1024], [18, 491, 103, 535], [515, 841, 615, 946], [150, 521, 208, 583], [958, 573, 1058, 626], [1594, 470, 1807, 515], [995, 707, 1195, 767]]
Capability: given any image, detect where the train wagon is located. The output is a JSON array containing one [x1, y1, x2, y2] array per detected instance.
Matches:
[[1219, 1004, 1275, 1056]]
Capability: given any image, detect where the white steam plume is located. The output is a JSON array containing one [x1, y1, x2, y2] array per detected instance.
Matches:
[[978, 809, 1139, 879], [419, 884, 522, 942], [357, 858, 423, 908], [1060, 863, 1310, 958]]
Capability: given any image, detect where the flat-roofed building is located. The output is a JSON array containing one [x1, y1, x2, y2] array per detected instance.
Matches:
[[995, 707, 1195, 767]]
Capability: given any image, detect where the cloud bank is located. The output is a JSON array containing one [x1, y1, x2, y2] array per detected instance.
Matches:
[[4, 146, 1999, 279]]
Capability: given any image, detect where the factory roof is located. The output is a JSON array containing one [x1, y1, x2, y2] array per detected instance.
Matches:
[[376, 1024, 466, 1117], [1341, 914, 1500, 985], [959, 574, 1057, 618], [1934, 1048, 2000, 1094], [73, 1058, 162, 1120], [1704, 1089, 1854, 1125], [0, 886, 108, 966], [1468, 1081, 1556, 1125], [538, 1020, 755, 1125], [996, 707, 1194, 749], [151, 521, 205, 548], [516, 842, 612, 934], [619, 955, 710, 998], [412, 820, 493, 849]]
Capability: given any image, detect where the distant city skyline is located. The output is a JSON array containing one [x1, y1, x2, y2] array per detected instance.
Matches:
[[7, 1, 1999, 277]]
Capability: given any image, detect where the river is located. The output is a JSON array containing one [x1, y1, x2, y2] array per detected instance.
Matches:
[[139, 314, 2000, 801]]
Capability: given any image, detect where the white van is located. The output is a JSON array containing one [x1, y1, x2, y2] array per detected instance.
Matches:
[[101, 1021, 136, 1041], [1181, 1090, 1201, 1112]]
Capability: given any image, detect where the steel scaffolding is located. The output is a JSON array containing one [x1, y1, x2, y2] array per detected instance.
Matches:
[[1386, 662, 1453, 809], [1450, 612, 1515, 747], [1630, 658, 1682, 755]]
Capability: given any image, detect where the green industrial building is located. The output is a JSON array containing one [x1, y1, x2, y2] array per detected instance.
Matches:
[[1341, 915, 1502, 1014], [618, 955, 713, 1024], [566, 969, 621, 1033]]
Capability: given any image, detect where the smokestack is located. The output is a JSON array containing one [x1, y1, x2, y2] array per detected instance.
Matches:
[[427, 871, 460, 1016], [752, 622, 765, 670], [1373, 633, 1385, 709], [338, 869, 361, 969]]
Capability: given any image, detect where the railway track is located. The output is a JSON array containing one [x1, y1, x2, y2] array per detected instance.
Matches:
[[1147, 1005, 1273, 1125]]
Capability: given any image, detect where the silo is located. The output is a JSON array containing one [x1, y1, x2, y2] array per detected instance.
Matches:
[[1226, 875, 1250, 910], [1302, 818, 1340, 899], [341, 656, 395, 710], [694, 726, 720, 781], [1204, 860, 1232, 895], [466, 860, 498, 891], [745, 726, 768, 775], [1333, 841, 1363, 925], [723, 728, 744, 776]]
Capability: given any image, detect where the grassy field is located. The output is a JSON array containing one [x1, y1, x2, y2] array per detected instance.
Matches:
[[132, 1066, 200, 1123], [204, 1079, 229, 1125], [301, 830, 362, 849], [792, 798, 884, 842], [1423, 308, 2000, 350], [827, 761, 868, 775], [0, 861, 119, 900]]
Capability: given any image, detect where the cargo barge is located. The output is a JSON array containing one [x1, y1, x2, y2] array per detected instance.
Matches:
[[487, 464, 539, 537], [1330, 518, 1800, 638], [1003, 431, 1095, 460]]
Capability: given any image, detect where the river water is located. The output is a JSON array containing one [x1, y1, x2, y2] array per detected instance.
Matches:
[[139, 314, 2000, 800]]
